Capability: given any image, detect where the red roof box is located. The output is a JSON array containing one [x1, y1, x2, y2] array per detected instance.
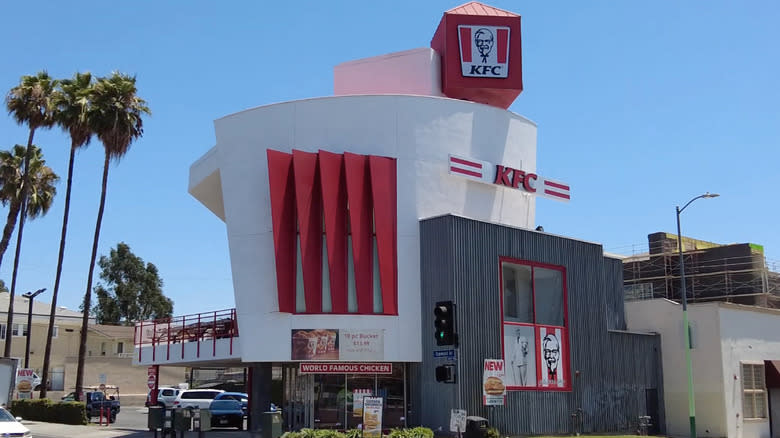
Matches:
[[430, 2, 523, 109]]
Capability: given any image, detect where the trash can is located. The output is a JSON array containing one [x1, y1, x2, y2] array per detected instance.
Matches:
[[173, 408, 193, 432], [198, 408, 212, 432], [465, 416, 489, 438], [261, 411, 283, 438], [148, 406, 165, 430]]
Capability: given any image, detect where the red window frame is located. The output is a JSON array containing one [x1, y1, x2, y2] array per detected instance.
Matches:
[[498, 256, 570, 391]]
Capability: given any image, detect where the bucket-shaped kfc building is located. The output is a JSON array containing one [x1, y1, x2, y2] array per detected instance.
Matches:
[[184, 2, 665, 435]]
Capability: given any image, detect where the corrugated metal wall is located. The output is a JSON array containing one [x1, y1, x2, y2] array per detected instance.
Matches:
[[418, 215, 664, 435]]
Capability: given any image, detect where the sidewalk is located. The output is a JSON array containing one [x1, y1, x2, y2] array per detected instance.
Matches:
[[23, 420, 259, 438]]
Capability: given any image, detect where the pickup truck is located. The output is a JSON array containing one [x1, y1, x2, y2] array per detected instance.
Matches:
[[83, 391, 120, 423]]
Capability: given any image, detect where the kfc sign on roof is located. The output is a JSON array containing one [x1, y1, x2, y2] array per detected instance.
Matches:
[[458, 25, 510, 78], [431, 2, 523, 109], [448, 154, 570, 202]]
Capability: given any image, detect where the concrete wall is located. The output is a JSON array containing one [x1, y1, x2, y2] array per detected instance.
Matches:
[[719, 306, 780, 438], [625, 300, 727, 437], [189, 95, 538, 363]]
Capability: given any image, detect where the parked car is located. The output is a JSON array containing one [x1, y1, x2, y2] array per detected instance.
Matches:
[[0, 407, 30, 436], [145, 387, 182, 407], [213, 392, 248, 416], [209, 399, 244, 430], [172, 389, 224, 409], [83, 390, 120, 423]]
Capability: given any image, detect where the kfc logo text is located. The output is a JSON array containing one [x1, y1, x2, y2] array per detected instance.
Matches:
[[458, 25, 510, 78]]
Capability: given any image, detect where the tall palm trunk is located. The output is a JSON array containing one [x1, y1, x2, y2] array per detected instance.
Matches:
[[0, 200, 22, 272], [76, 151, 110, 401], [40, 144, 77, 398], [3, 129, 35, 357]]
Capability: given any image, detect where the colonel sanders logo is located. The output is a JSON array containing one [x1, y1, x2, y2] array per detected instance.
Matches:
[[458, 25, 510, 78]]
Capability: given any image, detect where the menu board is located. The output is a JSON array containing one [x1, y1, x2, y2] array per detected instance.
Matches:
[[291, 329, 383, 361]]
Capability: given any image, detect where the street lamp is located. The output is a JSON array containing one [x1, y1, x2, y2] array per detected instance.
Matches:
[[22, 288, 46, 369], [676, 192, 719, 438]]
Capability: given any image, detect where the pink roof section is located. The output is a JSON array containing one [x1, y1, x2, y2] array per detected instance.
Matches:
[[445, 1, 519, 17]]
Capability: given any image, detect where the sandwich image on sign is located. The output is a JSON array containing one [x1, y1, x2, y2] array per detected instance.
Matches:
[[483, 376, 505, 395], [364, 412, 379, 429], [16, 380, 32, 392]]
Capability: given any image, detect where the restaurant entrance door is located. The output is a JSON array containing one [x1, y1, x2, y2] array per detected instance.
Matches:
[[282, 363, 407, 431]]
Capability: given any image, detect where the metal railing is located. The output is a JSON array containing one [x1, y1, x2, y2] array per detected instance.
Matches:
[[134, 308, 238, 362]]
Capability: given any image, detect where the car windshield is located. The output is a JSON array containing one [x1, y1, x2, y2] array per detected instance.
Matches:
[[211, 400, 241, 410], [0, 409, 17, 422]]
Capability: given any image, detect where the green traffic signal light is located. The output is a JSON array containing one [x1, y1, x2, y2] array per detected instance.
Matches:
[[433, 301, 457, 346]]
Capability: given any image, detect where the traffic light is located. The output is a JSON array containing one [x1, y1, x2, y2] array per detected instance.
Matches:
[[434, 301, 457, 346], [435, 364, 456, 383]]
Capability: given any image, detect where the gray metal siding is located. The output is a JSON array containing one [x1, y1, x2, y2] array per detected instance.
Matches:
[[419, 215, 664, 435]]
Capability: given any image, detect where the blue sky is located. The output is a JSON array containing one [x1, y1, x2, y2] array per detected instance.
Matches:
[[1, 1, 778, 316]]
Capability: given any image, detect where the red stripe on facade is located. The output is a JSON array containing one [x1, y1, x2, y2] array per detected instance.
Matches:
[[369, 156, 398, 315], [544, 189, 571, 200], [449, 156, 482, 169], [497, 28, 509, 64], [450, 166, 482, 178], [344, 153, 374, 314], [318, 150, 349, 313], [293, 150, 324, 313], [460, 27, 472, 63], [543, 180, 569, 191], [266, 150, 297, 313]]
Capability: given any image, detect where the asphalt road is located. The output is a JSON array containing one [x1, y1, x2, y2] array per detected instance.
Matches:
[[25, 406, 251, 438]]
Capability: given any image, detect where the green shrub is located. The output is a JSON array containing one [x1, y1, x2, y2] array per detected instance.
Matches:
[[281, 432, 301, 438], [9, 399, 86, 425], [344, 429, 362, 438], [485, 427, 500, 438], [314, 429, 346, 438]]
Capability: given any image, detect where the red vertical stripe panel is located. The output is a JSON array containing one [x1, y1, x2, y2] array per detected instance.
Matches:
[[318, 150, 349, 313], [460, 27, 472, 63], [497, 28, 509, 64], [293, 150, 323, 313], [344, 152, 374, 314], [368, 156, 398, 315], [266, 150, 296, 313]]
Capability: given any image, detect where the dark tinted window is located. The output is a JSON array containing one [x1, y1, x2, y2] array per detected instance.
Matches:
[[181, 391, 219, 399]]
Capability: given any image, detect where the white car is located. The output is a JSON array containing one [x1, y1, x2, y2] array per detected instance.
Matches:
[[0, 407, 31, 437], [146, 387, 182, 408], [173, 389, 224, 409]]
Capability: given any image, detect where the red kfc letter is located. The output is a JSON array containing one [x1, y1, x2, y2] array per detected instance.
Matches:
[[494, 165, 512, 186]]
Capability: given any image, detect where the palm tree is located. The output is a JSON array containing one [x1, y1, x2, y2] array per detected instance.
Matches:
[[75, 72, 150, 400], [40, 72, 94, 399], [3, 72, 58, 357], [0, 145, 58, 356]]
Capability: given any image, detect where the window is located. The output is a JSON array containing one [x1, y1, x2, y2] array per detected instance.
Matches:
[[742, 363, 767, 419], [0, 324, 5, 340], [117, 342, 124, 354], [12, 324, 27, 337], [52, 326, 59, 338], [500, 258, 569, 391]]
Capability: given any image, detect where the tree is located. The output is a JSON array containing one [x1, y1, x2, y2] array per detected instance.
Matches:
[[0, 145, 58, 356], [0, 280, 7, 293], [91, 242, 173, 325], [75, 72, 150, 400], [40, 72, 94, 399], [3, 72, 58, 357]]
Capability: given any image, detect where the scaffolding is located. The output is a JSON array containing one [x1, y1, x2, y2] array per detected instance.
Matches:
[[622, 233, 780, 308]]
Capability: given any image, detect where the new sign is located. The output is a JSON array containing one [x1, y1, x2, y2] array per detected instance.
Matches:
[[448, 154, 570, 202]]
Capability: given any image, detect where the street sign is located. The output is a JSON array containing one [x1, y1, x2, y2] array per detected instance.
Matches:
[[434, 349, 456, 360], [147, 375, 156, 390], [147, 366, 156, 377]]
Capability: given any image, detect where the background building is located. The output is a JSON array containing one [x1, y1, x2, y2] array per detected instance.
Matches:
[[623, 233, 780, 307], [627, 299, 780, 438]]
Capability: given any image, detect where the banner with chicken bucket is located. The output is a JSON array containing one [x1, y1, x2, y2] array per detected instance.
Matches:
[[291, 329, 384, 361]]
